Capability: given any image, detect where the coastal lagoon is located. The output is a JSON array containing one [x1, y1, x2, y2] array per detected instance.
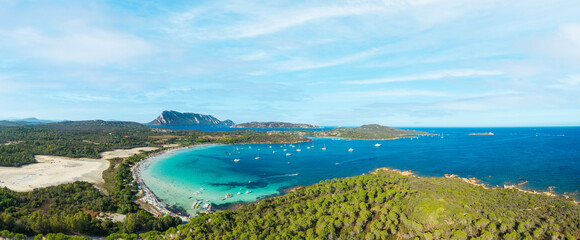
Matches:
[[141, 127, 580, 216]]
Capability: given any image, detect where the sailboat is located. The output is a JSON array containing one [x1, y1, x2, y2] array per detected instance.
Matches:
[[348, 148, 354, 152], [233, 159, 240, 162], [321, 144, 326, 150], [374, 143, 381, 147]]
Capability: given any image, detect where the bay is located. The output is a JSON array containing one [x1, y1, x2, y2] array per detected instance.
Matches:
[[141, 127, 580, 216]]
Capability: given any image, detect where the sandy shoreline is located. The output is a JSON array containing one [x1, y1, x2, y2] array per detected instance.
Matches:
[[132, 144, 217, 221], [133, 144, 578, 221], [0, 147, 158, 192]]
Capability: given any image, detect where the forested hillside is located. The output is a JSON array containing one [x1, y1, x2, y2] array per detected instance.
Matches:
[[115, 170, 578, 239], [0, 152, 182, 238]]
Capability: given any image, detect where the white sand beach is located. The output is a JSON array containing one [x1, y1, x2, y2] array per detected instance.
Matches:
[[0, 147, 158, 192]]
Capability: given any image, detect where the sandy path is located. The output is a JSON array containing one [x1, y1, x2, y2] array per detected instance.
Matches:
[[0, 147, 158, 192]]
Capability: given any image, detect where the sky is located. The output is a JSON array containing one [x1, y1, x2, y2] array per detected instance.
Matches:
[[1, 0, 580, 127]]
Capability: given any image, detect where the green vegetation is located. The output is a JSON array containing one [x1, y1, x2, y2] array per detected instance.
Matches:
[[0, 121, 25, 127], [0, 148, 183, 237], [128, 170, 577, 239], [308, 124, 428, 140], [2, 162, 579, 239], [1, 121, 577, 239], [0, 120, 309, 167], [0, 181, 181, 237], [233, 121, 322, 129]]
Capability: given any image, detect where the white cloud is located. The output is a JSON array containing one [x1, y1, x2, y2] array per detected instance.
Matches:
[[341, 69, 504, 85], [276, 46, 384, 72], [335, 89, 447, 99], [5, 26, 154, 65], [168, 1, 392, 40], [549, 74, 580, 89], [238, 52, 271, 61], [536, 23, 580, 64], [57, 94, 115, 102]]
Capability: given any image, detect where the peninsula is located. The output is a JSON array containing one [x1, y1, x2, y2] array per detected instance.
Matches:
[[233, 121, 322, 129], [309, 124, 428, 140]]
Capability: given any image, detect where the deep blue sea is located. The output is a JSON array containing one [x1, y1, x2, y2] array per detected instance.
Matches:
[[141, 127, 580, 216]]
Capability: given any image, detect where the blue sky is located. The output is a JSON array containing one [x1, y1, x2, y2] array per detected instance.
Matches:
[[1, 0, 579, 126]]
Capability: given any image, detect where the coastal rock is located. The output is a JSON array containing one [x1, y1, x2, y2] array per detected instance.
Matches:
[[149, 110, 235, 126], [232, 121, 322, 129], [468, 132, 494, 135]]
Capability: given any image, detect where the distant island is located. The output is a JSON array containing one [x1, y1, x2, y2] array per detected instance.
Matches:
[[233, 121, 322, 129], [0, 118, 55, 126], [469, 132, 495, 136], [149, 110, 234, 126], [309, 124, 428, 140]]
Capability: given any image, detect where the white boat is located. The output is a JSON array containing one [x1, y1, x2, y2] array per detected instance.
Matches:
[[237, 192, 241, 195], [348, 148, 354, 152], [255, 157, 260, 160], [321, 144, 326, 150], [306, 147, 310, 149], [233, 159, 240, 162], [246, 190, 251, 194], [296, 149, 301, 152], [286, 153, 292, 156], [374, 143, 381, 147]]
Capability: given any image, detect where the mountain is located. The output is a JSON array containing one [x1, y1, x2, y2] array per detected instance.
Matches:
[[1, 118, 56, 126], [232, 121, 322, 129], [148, 110, 235, 126], [36, 120, 150, 131], [14, 117, 55, 124]]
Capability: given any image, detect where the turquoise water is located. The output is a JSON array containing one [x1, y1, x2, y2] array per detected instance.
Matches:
[[141, 127, 580, 216]]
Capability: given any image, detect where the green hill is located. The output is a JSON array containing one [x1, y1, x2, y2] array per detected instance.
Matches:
[[311, 124, 428, 140], [138, 170, 579, 239], [0, 121, 25, 127], [36, 120, 150, 131]]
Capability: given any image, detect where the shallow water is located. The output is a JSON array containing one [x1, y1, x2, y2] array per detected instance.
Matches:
[[141, 127, 580, 216]]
